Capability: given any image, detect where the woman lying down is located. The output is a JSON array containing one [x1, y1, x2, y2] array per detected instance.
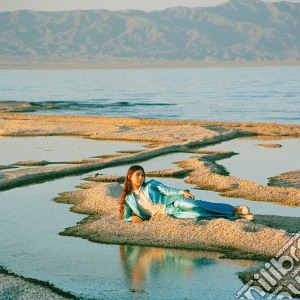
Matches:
[[119, 165, 254, 223]]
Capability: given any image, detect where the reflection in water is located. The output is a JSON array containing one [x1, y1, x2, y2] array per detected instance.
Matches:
[[120, 245, 258, 297]]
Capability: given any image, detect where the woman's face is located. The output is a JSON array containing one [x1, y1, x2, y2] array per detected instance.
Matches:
[[130, 169, 145, 190]]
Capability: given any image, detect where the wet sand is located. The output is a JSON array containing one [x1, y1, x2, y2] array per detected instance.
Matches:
[[0, 267, 76, 300], [1, 58, 300, 70], [1, 111, 300, 297]]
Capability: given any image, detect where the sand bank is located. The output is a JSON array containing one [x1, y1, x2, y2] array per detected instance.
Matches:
[[54, 179, 296, 259], [0, 267, 76, 300], [1, 58, 300, 70], [1, 111, 300, 139], [269, 170, 300, 189], [179, 155, 300, 207]]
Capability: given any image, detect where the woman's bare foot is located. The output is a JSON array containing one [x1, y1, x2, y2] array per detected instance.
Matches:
[[234, 206, 250, 215], [236, 213, 255, 221]]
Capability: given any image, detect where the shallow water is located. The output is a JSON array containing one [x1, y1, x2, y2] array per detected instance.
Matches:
[[0, 137, 299, 299], [0, 136, 145, 165], [203, 137, 300, 186]]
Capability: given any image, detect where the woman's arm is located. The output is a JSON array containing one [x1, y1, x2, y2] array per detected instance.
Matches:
[[123, 201, 133, 222], [124, 202, 144, 222], [152, 180, 195, 199], [153, 180, 185, 196]]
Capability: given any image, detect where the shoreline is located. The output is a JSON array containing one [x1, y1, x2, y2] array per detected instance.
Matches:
[[0, 266, 77, 300], [1, 59, 300, 70]]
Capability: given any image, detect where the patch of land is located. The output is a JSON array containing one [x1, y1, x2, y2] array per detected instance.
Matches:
[[269, 170, 300, 189], [55, 178, 298, 258], [0, 267, 77, 300], [1, 59, 300, 70], [257, 143, 282, 148]]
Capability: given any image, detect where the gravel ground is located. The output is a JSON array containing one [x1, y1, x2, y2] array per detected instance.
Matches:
[[0, 273, 75, 300]]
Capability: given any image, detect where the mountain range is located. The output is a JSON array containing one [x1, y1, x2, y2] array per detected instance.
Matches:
[[0, 0, 300, 62]]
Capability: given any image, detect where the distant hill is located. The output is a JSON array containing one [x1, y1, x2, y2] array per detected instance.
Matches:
[[0, 0, 300, 62]]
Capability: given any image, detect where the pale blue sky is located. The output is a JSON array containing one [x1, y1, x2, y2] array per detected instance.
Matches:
[[0, 0, 300, 12]]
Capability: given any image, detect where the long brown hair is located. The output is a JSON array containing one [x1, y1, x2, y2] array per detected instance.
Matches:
[[119, 165, 145, 219]]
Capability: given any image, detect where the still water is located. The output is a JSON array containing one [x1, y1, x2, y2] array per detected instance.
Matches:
[[0, 136, 146, 165], [204, 137, 300, 186]]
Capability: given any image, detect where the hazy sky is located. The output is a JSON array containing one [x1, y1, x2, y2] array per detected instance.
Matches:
[[1, 0, 300, 12]]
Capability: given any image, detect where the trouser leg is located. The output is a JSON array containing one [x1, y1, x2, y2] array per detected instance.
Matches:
[[165, 197, 235, 220]]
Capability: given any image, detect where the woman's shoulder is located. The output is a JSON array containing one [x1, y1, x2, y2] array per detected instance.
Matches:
[[143, 179, 161, 188], [125, 191, 134, 201], [144, 179, 160, 185]]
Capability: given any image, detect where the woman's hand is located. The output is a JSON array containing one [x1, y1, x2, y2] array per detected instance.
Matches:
[[132, 215, 144, 223], [184, 190, 195, 200]]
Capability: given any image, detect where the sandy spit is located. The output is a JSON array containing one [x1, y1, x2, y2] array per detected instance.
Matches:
[[1, 58, 300, 70], [1, 113, 300, 140], [269, 170, 300, 189], [54, 180, 298, 261], [179, 155, 300, 207], [0, 267, 77, 300]]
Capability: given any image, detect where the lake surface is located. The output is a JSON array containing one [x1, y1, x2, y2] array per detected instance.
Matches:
[[1, 66, 300, 124]]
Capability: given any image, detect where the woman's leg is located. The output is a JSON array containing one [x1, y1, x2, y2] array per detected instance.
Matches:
[[165, 197, 235, 220]]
